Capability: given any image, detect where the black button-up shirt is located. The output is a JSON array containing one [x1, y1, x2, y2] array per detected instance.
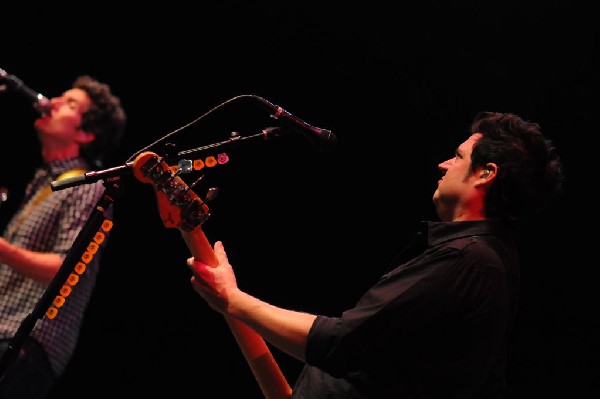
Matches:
[[293, 220, 519, 399]]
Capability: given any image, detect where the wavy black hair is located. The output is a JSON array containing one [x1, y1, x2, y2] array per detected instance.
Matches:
[[469, 111, 564, 222]]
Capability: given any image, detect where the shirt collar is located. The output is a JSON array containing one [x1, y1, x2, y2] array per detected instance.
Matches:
[[46, 157, 89, 179], [423, 220, 513, 247]]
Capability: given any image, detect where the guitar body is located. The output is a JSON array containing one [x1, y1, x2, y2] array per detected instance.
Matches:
[[133, 151, 292, 398]]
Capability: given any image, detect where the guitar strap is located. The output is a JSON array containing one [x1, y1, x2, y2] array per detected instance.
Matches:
[[6, 169, 88, 240]]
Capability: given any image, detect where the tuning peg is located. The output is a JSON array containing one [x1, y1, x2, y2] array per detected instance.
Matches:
[[162, 142, 179, 165], [205, 187, 219, 202], [0, 187, 8, 208], [176, 159, 193, 174]]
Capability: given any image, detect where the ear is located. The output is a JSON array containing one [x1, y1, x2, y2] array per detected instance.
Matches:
[[75, 129, 96, 145], [476, 163, 497, 186]]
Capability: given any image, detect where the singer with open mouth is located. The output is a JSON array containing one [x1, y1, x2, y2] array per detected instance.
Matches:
[[0, 73, 126, 399]]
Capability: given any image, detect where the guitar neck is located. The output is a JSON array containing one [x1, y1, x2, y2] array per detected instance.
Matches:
[[131, 151, 291, 398], [181, 227, 218, 265], [182, 227, 292, 399]]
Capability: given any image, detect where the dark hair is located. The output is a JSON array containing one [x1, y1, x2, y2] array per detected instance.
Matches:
[[74, 75, 127, 167], [469, 111, 564, 222]]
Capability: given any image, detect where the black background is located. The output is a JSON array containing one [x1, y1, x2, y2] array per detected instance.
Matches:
[[0, 1, 596, 397]]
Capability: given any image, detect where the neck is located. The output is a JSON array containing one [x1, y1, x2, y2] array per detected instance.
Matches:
[[449, 198, 487, 222], [42, 145, 80, 163], [440, 205, 486, 222]]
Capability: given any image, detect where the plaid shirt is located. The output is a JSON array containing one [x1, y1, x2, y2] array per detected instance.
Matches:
[[0, 157, 112, 375]]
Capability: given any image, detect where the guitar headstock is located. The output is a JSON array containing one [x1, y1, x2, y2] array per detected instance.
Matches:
[[132, 151, 210, 232]]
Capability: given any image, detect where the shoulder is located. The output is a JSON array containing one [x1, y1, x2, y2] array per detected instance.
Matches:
[[447, 236, 510, 275]]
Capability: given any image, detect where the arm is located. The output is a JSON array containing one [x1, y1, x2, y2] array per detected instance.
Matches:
[[188, 240, 317, 362], [0, 237, 64, 285], [183, 235, 294, 399]]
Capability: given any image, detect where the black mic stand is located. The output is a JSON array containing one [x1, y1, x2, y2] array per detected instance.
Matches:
[[0, 177, 126, 383]]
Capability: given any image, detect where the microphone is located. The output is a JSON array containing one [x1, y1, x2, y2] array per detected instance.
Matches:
[[51, 162, 134, 191], [253, 95, 337, 150], [0, 68, 51, 116]]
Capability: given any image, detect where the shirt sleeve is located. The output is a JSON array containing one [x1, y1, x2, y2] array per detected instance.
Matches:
[[305, 239, 509, 378]]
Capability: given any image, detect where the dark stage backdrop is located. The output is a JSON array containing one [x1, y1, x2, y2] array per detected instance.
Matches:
[[1, 2, 595, 397]]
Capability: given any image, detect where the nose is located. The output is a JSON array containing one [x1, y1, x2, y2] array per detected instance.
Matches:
[[438, 159, 451, 171], [49, 96, 66, 108]]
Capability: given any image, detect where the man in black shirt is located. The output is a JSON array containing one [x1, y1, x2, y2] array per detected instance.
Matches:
[[186, 111, 564, 398]]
